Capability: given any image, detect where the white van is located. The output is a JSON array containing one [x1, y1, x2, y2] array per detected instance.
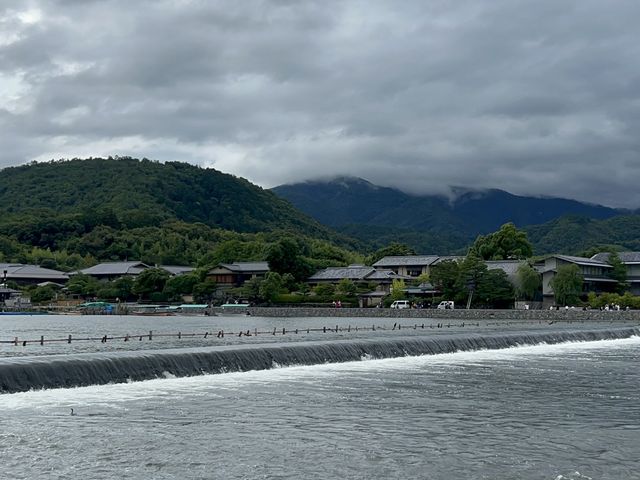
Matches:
[[437, 301, 455, 310], [390, 300, 410, 309]]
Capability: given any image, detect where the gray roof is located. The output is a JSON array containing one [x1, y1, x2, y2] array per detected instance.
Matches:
[[217, 262, 269, 273], [553, 255, 611, 268], [485, 260, 525, 276], [161, 265, 195, 275], [365, 269, 410, 281], [79, 261, 150, 276], [372, 255, 440, 267], [592, 252, 640, 264], [0, 263, 69, 281], [431, 256, 464, 265], [309, 266, 375, 281]]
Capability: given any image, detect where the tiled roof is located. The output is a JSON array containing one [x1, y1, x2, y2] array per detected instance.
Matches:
[[372, 255, 440, 267], [0, 264, 69, 281], [485, 260, 525, 276], [161, 265, 195, 275], [80, 261, 150, 276], [309, 266, 375, 281], [554, 255, 611, 268], [218, 262, 269, 273], [364, 269, 410, 281], [592, 252, 640, 264], [431, 256, 464, 265]]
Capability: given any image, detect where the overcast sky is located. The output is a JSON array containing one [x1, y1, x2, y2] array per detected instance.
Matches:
[[1, 1, 639, 207]]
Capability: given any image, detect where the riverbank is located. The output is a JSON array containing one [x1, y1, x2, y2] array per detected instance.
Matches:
[[230, 306, 640, 322]]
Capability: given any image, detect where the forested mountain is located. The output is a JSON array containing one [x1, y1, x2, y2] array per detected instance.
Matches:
[[0, 158, 335, 235], [273, 177, 621, 232], [525, 215, 640, 255], [0, 158, 363, 270], [272, 176, 628, 254]]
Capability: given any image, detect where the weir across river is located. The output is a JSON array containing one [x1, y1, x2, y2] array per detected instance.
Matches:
[[0, 326, 637, 394]]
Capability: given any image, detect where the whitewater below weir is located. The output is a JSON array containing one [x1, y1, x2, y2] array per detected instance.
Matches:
[[1, 315, 639, 479]]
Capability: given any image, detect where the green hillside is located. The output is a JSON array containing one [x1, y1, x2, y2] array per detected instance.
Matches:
[[0, 157, 336, 234], [0, 158, 363, 270], [525, 215, 640, 255]]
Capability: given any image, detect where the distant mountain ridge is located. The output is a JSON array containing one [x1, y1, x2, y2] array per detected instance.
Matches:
[[272, 176, 621, 232], [272, 176, 626, 254]]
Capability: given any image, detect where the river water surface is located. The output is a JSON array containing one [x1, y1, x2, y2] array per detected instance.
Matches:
[[1, 315, 639, 479]]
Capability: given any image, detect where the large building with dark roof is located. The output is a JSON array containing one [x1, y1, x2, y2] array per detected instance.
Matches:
[[0, 263, 69, 285], [540, 255, 615, 306], [372, 255, 440, 277], [207, 262, 270, 287], [591, 252, 640, 295]]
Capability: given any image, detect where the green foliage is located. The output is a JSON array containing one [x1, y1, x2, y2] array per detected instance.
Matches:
[[192, 279, 218, 303], [470, 223, 533, 260], [515, 263, 541, 300], [336, 278, 357, 296], [266, 238, 313, 281], [29, 285, 57, 303], [607, 251, 629, 294], [474, 269, 514, 308], [390, 279, 407, 301], [163, 273, 200, 301], [550, 264, 582, 306], [259, 272, 283, 303], [313, 283, 335, 297], [526, 215, 640, 255], [587, 291, 640, 309], [66, 273, 101, 296], [430, 260, 463, 301], [132, 268, 171, 299]]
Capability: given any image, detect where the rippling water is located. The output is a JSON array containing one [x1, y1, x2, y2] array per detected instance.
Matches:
[[1, 328, 639, 479]]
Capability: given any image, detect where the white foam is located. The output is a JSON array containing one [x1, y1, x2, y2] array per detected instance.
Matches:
[[2, 336, 638, 410]]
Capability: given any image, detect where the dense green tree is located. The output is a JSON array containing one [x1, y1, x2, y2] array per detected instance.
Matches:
[[313, 283, 335, 298], [132, 268, 171, 299], [607, 251, 629, 294], [470, 223, 533, 260], [336, 278, 357, 297], [266, 238, 313, 281], [163, 273, 200, 301], [474, 269, 514, 308], [259, 272, 283, 303], [390, 279, 407, 301], [29, 285, 57, 303], [430, 259, 463, 301], [550, 264, 582, 306], [515, 263, 541, 300], [241, 277, 263, 303], [192, 279, 218, 303], [66, 273, 101, 296]]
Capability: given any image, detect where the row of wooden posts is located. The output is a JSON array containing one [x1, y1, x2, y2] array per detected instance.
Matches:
[[0, 318, 591, 347], [2, 322, 475, 346]]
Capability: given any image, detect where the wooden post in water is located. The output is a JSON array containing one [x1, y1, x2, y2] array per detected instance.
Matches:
[[149, 330, 153, 341], [40, 335, 44, 345], [13, 337, 18, 346], [178, 331, 181, 339], [68, 334, 72, 344]]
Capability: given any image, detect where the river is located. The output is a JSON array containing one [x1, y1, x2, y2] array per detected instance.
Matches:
[[0, 315, 638, 479]]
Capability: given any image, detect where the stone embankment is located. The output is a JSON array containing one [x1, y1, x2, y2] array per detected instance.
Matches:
[[237, 307, 640, 322]]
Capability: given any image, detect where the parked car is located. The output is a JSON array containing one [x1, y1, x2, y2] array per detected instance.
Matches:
[[390, 300, 410, 309], [437, 301, 455, 310]]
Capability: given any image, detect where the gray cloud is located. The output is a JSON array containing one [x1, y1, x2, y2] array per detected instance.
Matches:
[[1, 0, 640, 207]]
